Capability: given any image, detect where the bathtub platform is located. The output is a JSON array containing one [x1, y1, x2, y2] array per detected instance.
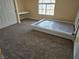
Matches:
[[31, 19, 75, 40]]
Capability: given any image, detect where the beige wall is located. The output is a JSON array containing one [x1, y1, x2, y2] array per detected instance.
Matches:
[[16, 0, 79, 23], [23, 0, 79, 23], [15, 0, 26, 12]]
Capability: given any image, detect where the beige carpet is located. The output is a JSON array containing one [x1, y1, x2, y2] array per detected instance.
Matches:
[[0, 19, 73, 59]]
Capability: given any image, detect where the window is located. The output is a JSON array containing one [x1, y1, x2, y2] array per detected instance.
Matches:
[[38, 0, 56, 15]]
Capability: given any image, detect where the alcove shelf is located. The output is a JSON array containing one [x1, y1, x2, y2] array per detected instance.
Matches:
[[18, 11, 30, 15], [17, 11, 30, 23], [14, 0, 30, 23]]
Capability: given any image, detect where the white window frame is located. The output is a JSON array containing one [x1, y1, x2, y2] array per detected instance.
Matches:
[[38, 0, 56, 16]]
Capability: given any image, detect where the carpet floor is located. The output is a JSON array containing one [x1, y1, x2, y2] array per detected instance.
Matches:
[[0, 19, 73, 59]]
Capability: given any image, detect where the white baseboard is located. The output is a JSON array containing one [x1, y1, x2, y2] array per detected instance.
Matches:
[[29, 17, 74, 24], [29, 17, 41, 20], [0, 21, 17, 29]]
